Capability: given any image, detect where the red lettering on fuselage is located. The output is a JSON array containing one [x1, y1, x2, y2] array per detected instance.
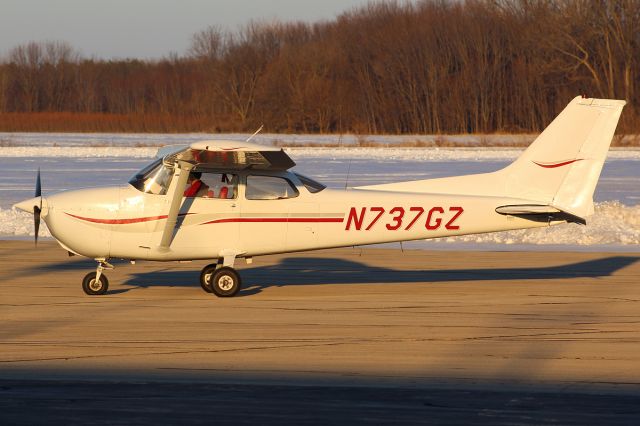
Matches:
[[386, 207, 405, 230], [344, 206, 464, 231], [345, 207, 366, 230], [365, 207, 385, 230], [405, 207, 424, 230], [446, 206, 464, 230], [425, 207, 444, 230]]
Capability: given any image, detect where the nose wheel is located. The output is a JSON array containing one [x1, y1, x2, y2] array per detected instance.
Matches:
[[82, 272, 109, 295], [82, 260, 113, 295], [200, 265, 241, 297]]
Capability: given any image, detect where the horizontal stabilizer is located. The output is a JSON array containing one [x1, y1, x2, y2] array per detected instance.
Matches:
[[495, 205, 561, 215], [495, 204, 586, 225]]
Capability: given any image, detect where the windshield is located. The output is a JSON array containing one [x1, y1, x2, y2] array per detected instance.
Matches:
[[129, 159, 174, 195]]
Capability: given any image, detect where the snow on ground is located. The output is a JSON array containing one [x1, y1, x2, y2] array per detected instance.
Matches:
[[0, 207, 51, 238], [285, 147, 640, 161], [439, 201, 640, 246], [0, 132, 536, 147], [1, 146, 639, 161], [1, 133, 638, 250], [0, 146, 158, 158]]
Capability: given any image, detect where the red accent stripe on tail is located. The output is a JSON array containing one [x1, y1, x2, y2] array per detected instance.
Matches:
[[533, 159, 584, 168]]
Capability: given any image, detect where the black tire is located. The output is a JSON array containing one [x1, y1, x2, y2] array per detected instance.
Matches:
[[209, 267, 241, 297], [82, 272, 109, 295], [199, 264, 218, 293]]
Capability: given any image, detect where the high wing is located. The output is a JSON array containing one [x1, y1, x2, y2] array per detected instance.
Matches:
[[158, 140, 295, 171]]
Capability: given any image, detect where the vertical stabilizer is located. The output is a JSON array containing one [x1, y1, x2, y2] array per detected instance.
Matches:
[[501, 97, 625, 218], [356, 96, 626, 222]]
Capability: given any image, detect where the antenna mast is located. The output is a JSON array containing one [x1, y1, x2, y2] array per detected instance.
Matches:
[[246, 125, 264, 143], [344, 158, 352, 190]]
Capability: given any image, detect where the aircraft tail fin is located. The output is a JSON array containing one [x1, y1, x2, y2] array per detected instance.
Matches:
[[357, 96, 626, 222], [500, 96, 625, 219]]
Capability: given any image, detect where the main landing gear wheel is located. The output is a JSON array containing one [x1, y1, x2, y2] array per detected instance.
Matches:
[[202, 266, 241, 297], [199, 264, 218, 293], [82, 272, 109, 295]]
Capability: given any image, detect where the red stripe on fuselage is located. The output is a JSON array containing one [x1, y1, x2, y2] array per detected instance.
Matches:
[[532, 159, 584, 168], [201, 218, 344, 225], [66, 212, 342, 226], [66, 212, 190, 224]]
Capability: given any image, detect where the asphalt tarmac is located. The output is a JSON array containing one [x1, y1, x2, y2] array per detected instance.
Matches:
[[1, 241, 639, 424]]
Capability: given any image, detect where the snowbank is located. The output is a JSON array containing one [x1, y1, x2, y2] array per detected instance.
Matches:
[[0, 146, 158, 158], [0, 207, 51, 238], [1, 146, 639, 161], [438, 201, 640, 246]]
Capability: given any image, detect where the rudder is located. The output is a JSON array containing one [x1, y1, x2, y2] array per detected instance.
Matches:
[[355, 96, 626, 223], [501, 97, 626, 219]]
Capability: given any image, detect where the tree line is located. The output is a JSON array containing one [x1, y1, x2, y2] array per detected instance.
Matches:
[[0, 0, 638, 134]]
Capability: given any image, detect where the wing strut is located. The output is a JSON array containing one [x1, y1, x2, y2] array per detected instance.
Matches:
[[158, 161, 193, 250]]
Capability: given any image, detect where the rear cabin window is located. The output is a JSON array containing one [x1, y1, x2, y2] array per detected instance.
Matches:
[[245, 176, 299, 200]]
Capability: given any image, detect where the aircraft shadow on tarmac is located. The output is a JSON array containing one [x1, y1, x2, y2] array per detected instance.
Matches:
[[24, 254, 638, 296], [107, 255, 639, 296]]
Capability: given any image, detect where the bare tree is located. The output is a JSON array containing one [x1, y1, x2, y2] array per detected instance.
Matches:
[[9, 42, 45, 112], [189, 25, 225, 61], [2, 1, 640, 133]]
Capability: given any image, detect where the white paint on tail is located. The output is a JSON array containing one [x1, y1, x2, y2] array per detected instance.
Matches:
[[358, 97, 626, 221]]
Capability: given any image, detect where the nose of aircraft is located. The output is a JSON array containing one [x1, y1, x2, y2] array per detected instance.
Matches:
[[13, 196, 48, 215], [13, 196, 50, 245]]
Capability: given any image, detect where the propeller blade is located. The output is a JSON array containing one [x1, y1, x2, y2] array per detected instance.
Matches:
[[34, 206, 41, 246], [35, 168, 42, 198], [34, 168, 42, 246]]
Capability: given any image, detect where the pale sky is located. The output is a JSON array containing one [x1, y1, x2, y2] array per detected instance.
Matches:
[[0, 0, 376, 59]]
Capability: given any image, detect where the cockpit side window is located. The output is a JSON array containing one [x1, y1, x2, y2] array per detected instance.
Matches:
[[185, 172, 238, 199], [294, 173, 326, 193], [245, 175, 299, 200], [129, 159, 174, 195]]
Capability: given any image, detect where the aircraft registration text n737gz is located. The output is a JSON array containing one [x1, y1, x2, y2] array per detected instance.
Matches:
[[344, 206, 464, 231], [13, 97, 627, 297]]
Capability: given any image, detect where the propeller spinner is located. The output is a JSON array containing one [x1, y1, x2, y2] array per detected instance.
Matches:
[[13, 169, 45, 246]]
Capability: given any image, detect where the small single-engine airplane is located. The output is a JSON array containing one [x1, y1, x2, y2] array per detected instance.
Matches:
[[14, 97, 625, 297]]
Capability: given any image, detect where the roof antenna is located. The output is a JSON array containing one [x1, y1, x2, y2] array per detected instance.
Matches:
[[344, 158, 352, 190], [246, 125, 264, 143]]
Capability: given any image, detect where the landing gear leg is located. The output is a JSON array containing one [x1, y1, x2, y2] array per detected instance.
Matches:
[[82, 259, 113, 295]]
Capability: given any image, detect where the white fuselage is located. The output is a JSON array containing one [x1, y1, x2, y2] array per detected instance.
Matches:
[[16, 97, 627, 270], [41, 169, 553, 262]]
